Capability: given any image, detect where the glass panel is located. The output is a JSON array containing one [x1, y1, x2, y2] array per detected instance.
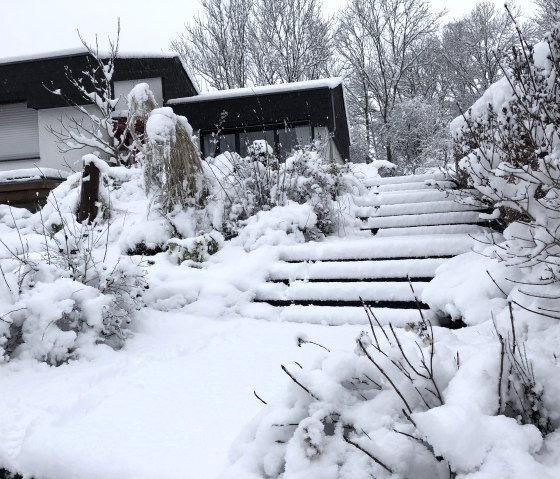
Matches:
[[202, 133, 218, 158], [240, 129, 275, 157], [277, 124, 312, 158], [203, 132, 236, 157], [218, 133, 236, 154], [295, 125, 312, 148]]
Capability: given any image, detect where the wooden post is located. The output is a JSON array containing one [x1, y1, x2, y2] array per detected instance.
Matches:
[[77, 161, 100, 223]]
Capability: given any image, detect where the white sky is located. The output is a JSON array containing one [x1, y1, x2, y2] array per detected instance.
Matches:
[[0, 0, 536, 60]]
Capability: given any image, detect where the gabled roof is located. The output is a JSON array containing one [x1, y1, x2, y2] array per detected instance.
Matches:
[[0, 50, 198, 108], [168, 77, 343, 104]]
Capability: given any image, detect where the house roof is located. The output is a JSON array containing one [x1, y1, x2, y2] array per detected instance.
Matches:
[[168, 77, 343, 104], [0, 47, 178, 65], [0, 50, 198, 109]]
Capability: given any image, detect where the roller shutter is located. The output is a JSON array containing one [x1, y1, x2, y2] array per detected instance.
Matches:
[[0, 103, 40, 161]]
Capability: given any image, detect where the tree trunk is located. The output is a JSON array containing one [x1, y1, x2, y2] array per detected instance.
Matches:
[[77, 162, 100, 224]]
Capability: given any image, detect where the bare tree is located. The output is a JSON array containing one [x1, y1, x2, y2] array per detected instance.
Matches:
[[249, 0, 334, 84], [170, 0, 254, 90], [533, 0, 560, 36], [441, 1, 526, 111], [45, 23, 127, 165], [337, 0, 442, 163]]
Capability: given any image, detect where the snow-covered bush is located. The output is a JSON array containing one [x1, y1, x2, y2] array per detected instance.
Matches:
[[277, 149, 358, 237], [167, 231, 224, 265], [452, 18, 560, 316], [207, 144, 361, 240], [204, 144, 281, 238], [223, 309, 557, 478], [233, 203, 318, 251], [0, 164, 147, 365]]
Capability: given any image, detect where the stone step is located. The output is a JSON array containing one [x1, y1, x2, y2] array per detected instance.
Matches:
[[363, 172, 447, 187], [374, 223, 493, 237], [355, 200, 487, 218], [361, 211, 487, 230], [254, 281, 427, 304], [280, 235, 475, 262], [367, 180, 456, 193], [269, 257, 446, 282], [241, 303, 431, 326]]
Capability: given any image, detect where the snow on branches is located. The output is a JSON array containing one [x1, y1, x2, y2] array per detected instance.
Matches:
[[452, 16, 560, 317]]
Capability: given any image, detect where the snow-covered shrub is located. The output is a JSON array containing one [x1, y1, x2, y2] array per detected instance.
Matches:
[[223, 310, 557, 478], [143, 107, 206, 213], [207, 144, 361, 240], [451, 18, 560, 316], [167, 231, 224, 265], [0, 164, 147, 364], [204, 143, 281, 238], [277, 149, 359, 237], [233, 203, 318, 251]]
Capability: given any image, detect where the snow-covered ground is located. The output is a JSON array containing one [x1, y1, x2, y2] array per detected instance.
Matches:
[[0, 157, 558, 478], [0, 308, 363, 479], [0, 162, 368, 478]]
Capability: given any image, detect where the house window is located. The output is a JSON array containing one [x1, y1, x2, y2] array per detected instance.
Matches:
[[239, 129, 276, 157], [277, 124, 312, 158], [0, 103, 40, 161], [200, 123, 314, 159], [202, 132, 236, 157]]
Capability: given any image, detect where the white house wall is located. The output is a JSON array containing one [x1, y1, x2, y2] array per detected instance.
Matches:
[[0, 78, 163, 174], [38, 105, 104, 172], [113, 77, 163, 112]]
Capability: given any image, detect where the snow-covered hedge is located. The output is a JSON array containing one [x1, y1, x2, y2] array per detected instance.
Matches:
[[0, 167, 147, 365], [222, 311, 558, 478], [205, 144, 363, 240], [450, 21, 560, 319]]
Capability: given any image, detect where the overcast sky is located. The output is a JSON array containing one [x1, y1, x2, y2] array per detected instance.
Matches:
[[0, 0, 536, 61]]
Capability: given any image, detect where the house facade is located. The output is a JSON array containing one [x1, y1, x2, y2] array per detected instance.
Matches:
[[0, 49, 198, 173], [0, 50, 350, 207], [169, 78, 350, 162]]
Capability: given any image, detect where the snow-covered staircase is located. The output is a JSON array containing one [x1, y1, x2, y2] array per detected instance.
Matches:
[[245, 173, 494, 326]]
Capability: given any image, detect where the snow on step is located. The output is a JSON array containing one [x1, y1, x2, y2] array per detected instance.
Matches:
[[255, 281, 426, 302], [353, 189, 455, 207], [368, 180, 456, 193], [355, 200, 484, 218], [241, 303, 429, 326], [354, 189, 481, 207], [375, 224, 491, 237], [281, 235, 475, 262], [363, 172, 447, 187], [269, 258, 446, 281], [363, 211, 485, 229]]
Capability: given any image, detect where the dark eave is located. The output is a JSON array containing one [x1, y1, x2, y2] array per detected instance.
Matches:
[[0, 52, 198, 109]]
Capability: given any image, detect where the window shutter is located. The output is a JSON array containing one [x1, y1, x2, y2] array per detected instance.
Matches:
[[0, 103, 40, 161]]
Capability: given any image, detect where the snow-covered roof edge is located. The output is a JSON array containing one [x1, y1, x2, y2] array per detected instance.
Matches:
[[0, 168, 71, 183], [168, 77, 343, 104], [0, 48, 178, 66]]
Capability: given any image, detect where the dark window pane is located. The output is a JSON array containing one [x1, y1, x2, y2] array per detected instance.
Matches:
[[240, 129, 275, 157], [202, 133, 217, 158], [203, 132, 236, 157], [219, 133, 236, 153], [277, 124, 312, 158]]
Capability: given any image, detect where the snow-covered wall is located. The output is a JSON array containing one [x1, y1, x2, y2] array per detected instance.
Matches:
[[0, 77, 163, 174]]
